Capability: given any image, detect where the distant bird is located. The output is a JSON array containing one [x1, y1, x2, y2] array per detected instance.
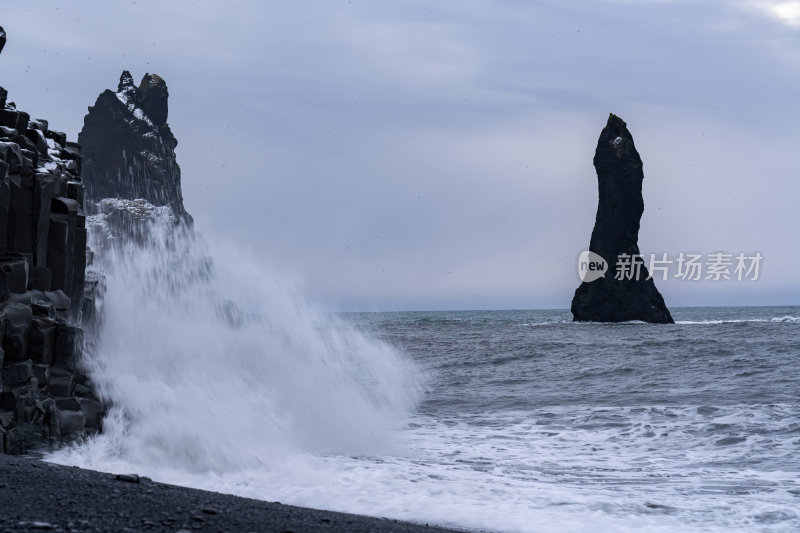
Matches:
[[0, 26, 6, 55]]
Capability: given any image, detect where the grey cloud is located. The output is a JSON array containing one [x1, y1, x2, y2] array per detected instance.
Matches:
[[3, 0, 798, 310]]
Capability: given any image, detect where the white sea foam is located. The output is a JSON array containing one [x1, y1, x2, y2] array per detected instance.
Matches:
[[526, 317, 800, 326], [676, 317, 800, 325], [54, 403, 800, 533], [770, 316, 800, 323]]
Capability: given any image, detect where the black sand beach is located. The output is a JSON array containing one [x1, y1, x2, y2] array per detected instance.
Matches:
[[0, 455, 468, 533]]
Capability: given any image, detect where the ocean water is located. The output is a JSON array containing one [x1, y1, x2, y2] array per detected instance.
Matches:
[[48, 215, 800, 533]]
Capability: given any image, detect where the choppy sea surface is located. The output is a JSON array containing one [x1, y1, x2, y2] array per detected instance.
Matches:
[[48, 216, 800, 533], [343, 307, 800, 532]]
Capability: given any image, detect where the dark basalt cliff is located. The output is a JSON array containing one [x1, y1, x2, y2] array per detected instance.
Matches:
[[572, 114, 673, 324], [0, 27, 103, 454], [79, 71, 191, 221]]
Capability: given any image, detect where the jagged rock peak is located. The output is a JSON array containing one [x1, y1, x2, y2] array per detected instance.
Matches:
[[79, 71, 191, 222], [118, 70, 135, 91], [0, 26, 6, 55], [571, 113, 673, 324], [116, 70, 142, 109], [138, 73, 169, 126]]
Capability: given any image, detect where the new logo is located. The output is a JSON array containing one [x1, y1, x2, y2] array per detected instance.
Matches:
[[578, 251, 608, 282]]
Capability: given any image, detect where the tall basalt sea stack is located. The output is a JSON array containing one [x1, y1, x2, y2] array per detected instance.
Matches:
[[572, 114, 673, 323], [0, 27, 104, 454], [79, 71, 191, 222]]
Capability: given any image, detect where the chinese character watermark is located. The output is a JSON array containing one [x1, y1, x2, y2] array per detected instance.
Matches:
[[578, 251, 763, 282]]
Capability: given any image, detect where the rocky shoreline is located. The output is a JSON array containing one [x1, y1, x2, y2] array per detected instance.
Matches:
[[0, 454, 468, 533], [0, 25, 104, 455], [1, 30, 196, 458]]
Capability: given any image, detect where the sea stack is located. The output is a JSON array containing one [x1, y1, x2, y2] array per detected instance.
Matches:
[[79, 71, 191, 221], [571, 114, 673, 323]]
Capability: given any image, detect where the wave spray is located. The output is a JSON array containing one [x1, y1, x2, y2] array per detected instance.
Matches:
[[51, 204, 422, 476]]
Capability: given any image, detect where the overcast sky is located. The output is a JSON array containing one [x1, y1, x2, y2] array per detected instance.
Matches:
[[3, 1, 799, 310]]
